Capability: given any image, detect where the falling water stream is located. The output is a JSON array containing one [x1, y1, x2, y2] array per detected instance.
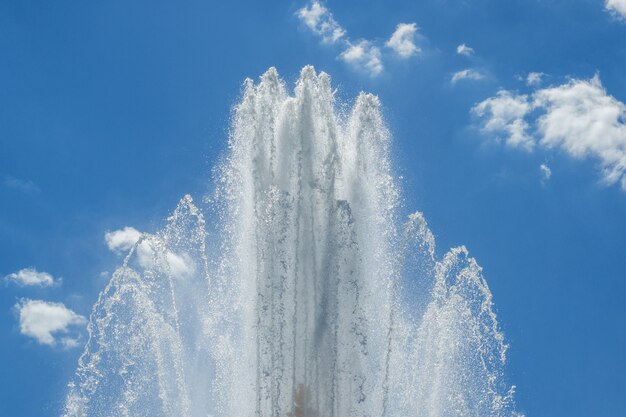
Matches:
[[63, 67, 521, 417]]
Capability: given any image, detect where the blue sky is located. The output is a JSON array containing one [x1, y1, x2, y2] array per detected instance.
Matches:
[[2, 0, 626, 415]]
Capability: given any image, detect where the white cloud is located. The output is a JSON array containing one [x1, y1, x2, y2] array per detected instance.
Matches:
[[297, 2, 421, 76], [473, 75, 626, 190], [526, 72, 544, 86], [105, 226, 142, 253], [606, 0, 626, 19], [15, 299, 86, 347], [297, 1, 345, 44], [340, 41, 383, 76], [533, 76, 626, 188], [540, 163, 552, 181], [386, 23, 420, 58], [105, 227, 194, 278], [472, 90, 534, 149], [3, 176, 39, 193], [5, 267, 60, 287], [451, 69, 486, 84], [456, 43, 475, 56]]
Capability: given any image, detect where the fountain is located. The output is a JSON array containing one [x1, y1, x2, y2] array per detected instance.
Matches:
[[63, 66, 521, 417]]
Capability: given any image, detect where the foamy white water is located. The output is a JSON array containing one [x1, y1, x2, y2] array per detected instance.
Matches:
[[63, 66, 520, 417]]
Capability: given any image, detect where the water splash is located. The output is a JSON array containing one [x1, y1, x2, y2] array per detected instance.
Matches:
[[64, 67, 521, 417]]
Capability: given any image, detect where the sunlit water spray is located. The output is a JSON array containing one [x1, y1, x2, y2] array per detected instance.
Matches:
[[64, 67, 521, 417]]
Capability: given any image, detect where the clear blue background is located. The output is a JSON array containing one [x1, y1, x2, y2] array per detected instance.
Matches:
[[1, 0, 625, 415]]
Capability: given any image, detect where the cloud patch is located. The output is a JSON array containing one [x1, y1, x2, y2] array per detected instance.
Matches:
[[386, 23, 420, 58], [473, 75, 626, 190], [5, 267, 60, 287], [340, 41, 383, 76], [526, 72, 545, 86], [456, 43, 475, 56], [606, 0, 626, 19], [297, 1, 420, 76], [297, 1, 345, 43], [105, 226, 142, 253], [15, 299, 86, 347], [472, 90, 533, 149], [3, 176, 40, 193], [106, 227, 194, 279], [451, 69, 485, 84], [540, 163, 552, 182]]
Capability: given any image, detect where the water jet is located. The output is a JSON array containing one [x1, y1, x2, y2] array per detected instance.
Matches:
[[64, 66, 520, 417]]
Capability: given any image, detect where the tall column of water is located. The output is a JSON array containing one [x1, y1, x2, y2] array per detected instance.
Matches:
[[63, 66, 521, 417]]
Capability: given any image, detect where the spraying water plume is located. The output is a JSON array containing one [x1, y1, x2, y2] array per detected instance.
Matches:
[[64, 66, 521, 417]]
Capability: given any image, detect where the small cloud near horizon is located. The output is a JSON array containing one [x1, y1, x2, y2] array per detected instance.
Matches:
[[14, 299, 86, 348]]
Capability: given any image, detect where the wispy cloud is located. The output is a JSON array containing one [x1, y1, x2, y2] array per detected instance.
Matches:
[[296, 1, 420, 76], [386, 23, 420, 58], [473, 75, 626, 190], [3, 175, 40, 193], [606, 0, 626, 20], [540, 163, 552, 182], [526, 72, 545, 86], [456, 43, 475, 56], [5, 267, 61, 287], [451, 69, 485, 84], [14, 299, 86, 347], [297, 1, 345, 43]]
